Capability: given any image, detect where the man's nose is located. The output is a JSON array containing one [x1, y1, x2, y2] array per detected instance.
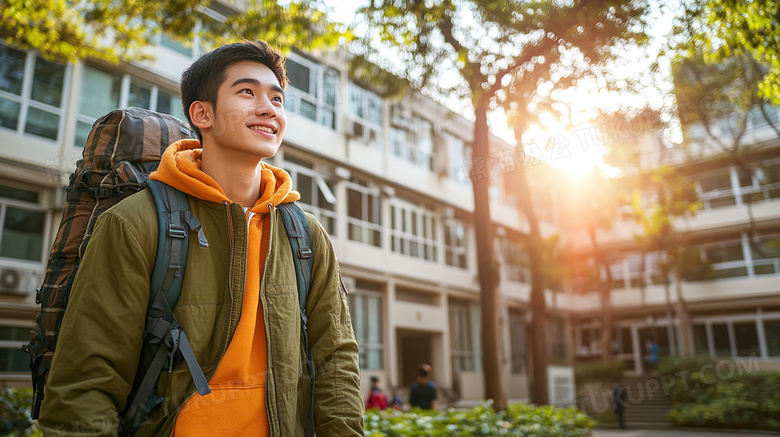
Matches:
[[255, 97, 277, 117]]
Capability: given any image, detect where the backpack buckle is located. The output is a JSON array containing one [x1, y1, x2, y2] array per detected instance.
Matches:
[[168, 224, 186, 239], [297, 248, 312, 259]]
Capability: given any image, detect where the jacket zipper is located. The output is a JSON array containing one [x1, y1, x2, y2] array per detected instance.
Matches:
[[169, 201, 246, 436], [263, 203, 276, 436]]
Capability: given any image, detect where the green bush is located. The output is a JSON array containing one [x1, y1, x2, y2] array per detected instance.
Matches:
[[658, 356, 780, 432], [0, 387, 41, 437], [364, 403, 595, 436], [574, 360, 625, 384]]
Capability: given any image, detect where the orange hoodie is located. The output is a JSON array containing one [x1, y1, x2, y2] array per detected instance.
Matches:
[[149, 139, 299, 436]]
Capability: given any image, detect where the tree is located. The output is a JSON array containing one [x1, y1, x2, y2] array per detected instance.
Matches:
[[358, 0, 649, 407], [0, 0, 344, 64]]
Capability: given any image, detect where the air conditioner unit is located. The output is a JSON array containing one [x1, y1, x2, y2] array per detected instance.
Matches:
[[0, 267, 37, 295], [347, 117, 379, 146]]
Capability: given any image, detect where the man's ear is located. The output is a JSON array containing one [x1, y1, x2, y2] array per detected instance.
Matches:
[[189, 101, 213, 135]]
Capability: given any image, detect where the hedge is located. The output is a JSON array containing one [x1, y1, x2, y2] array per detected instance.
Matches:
[[364, 403, 595, 436], [658, 356, 780, 432]]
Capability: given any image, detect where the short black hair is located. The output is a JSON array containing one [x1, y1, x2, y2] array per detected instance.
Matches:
[[179, 40, 288, 142], [418, 364, 430, 378]]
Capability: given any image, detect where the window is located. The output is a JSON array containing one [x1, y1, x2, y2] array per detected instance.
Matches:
[[577, 325, 601, 355], [712, 323, 731, 357], [444, 132, 472, 184], [283, 156, 337, 236], [0, 43, 67, 141], [695, 171, 736, 210], [498, 238, 528, 283], [348, 83, 383, 149], [693, 324, 708, 355], [688, 240, 747, 281], [0, 325, 30, 373], [346, 179, 381, 247], [389, 199, 437, 262], [390, 115, 434, 170], [751, 233, 780, 276], [449, 300, 481, 372], [76, 66, 186, 147], [547, 317, 568, 361], [347, 280, 383, 370], [0, 183, 46, 262], [756, 161, 780, 200], [748, 103, 779, 130], [159, 32, 193, 57], [733, 321, 760, 357], [444, 218, 468, 269], [765, 320, 780, 357], [284, 55, 338, 129], [509, 310, 527, 374]]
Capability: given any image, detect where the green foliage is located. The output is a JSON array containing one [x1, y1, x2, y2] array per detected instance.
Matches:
[[364, 404, 595, 436], [574, 360, 625, 384], [0, 387, 41, 436], [657, 357, 780, 431], [0, 0, 346, 64]]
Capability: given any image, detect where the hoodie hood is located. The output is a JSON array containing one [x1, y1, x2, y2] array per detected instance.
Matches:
[[150, 139, 299, 213]]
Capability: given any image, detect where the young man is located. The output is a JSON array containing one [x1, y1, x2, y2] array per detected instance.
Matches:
[[39, 40, 364, 436], [408, 363, 438, 410]]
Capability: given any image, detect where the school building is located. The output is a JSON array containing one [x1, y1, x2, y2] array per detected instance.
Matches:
[[0, 31, 778, 406]]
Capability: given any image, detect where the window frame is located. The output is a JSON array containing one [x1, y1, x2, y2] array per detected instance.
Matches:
[[389, 197, 437, 262], [0, 181, 49, 266], [284, 52, 339, 130], [0, 322, 35, 374], [0, 43, 70, 143], [282, 157, 337, 236], [345, 179, 382, 247], [347, 283, 384, 370], [444, 218, 468, 269]]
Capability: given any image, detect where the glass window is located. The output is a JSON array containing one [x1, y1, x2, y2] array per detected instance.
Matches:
[[445, 132, 472, 184], [160, 32, 193, 57], [765, 320, 780, 357], [733, 321, 760, 357], [0, 206, 45, 262], [693, 324, 708, 355], [450, 300, 481, 373], [445, 219, 468, 269], [285, 56, 338, 130], [0, 43, 67, 141], [0, 325, 31, 373], [547, 317, 568, 361], [0, 184, 38, 203], [390, 115, 434, 169], [390, 198, 437, 262], [0, 44, 26, 95], [347, 287, 383, 370], [30, 57, 65, 107], [499, 239, 528, 283], [282, 157, 337, 236], [157, 90, 186, 120], [80, 66, 121, 119], [509, 310, 526, 374], [128, 82, 152, 109], [712, 323, 731, 356], [346, 180, 381, 247]]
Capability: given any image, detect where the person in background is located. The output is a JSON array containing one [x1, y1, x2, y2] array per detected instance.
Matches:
[[408, 363, 438, 410], [365, 376, 388, 410], [643, 339, 659, 374], [611, 381, 628, 430]]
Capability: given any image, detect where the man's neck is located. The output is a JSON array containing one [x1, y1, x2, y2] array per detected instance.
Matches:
[[201, 146, 264, 207]]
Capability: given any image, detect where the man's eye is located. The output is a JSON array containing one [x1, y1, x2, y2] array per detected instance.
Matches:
[[272, 96, 283, 103], [241, 89, 254, 96]]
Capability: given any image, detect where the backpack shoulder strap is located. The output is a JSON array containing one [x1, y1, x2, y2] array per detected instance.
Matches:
[[119, 181, 211, 436], [276, 202, 315, 437]]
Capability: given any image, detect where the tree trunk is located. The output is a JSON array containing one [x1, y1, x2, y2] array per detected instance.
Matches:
[[512, 125, 549, 405], [587, 227, 614, 361], [472, 101, 506, 410]]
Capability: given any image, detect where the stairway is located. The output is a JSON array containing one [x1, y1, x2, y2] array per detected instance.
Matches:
[[617, 375, 673, 429]]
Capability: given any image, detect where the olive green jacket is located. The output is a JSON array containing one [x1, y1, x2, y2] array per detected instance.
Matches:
[[39, 190, 364, 436]]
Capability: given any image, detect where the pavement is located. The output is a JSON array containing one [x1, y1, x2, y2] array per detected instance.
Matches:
[[593, 430, 780, 437]]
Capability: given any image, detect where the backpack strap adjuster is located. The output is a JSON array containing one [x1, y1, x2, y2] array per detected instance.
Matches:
[[168, 224, 186, 239], [298, 247, 313, 259]]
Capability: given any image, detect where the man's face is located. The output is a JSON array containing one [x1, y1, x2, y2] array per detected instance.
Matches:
[[205, 60, 287, 160]]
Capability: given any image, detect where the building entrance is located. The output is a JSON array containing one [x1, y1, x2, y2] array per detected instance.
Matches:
[[397, 329, 439, 389]]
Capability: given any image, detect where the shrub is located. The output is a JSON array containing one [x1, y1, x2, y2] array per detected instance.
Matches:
[[0, 387, 41, 436], [658, 356, 780, 432], [364, 403, 595, 436]]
